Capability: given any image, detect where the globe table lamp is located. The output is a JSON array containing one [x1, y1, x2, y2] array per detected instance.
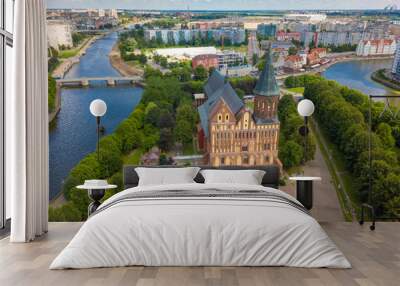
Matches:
[[90, 99, 107, 161]]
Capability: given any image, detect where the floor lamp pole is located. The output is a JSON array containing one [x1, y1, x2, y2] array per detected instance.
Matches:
[[304, 116, 308, 165], [96, 116, 100, 162]]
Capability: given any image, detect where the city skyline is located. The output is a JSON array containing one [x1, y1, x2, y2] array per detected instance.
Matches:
[[46, 0, 399, 10]]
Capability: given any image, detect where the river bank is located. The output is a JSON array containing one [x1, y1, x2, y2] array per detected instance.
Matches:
[[277, 54, 394, 80], [109, 43, 144, 77], [48, 83, 61, 123], [52, 35, 102, 79], [371, 69, 400, 92], [323, 57, 396, 99]]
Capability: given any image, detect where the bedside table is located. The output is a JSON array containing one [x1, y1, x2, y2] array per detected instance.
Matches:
[[289, 177, 321, 210], [77, 180, 117, 216]]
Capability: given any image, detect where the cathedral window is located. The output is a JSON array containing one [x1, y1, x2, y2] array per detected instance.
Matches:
[[242, 145, 248, 152], [225, 114, 229, 121], [218, 114, 222, 123], [243, 156, 249, 164]]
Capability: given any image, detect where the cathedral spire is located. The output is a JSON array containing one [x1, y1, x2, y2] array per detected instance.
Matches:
[[253, 47, 280, 97]]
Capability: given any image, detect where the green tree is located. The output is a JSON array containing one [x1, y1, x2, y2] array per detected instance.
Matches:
[[288, 47, 297, 56], [48, 75, 57, 112], [174, 119, 193, 144], [194, 65, 208, 81], [159, 128, 174, 151], [158, 109, 175, 129], [279, 141, 303, 169], [144, 102, 161, 126], [376, 123, 395, 148]]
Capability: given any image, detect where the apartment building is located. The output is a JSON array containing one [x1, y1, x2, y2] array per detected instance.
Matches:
[[392, 42, 400, 78], [284, 55, 304, 71], [216, 50, 245, 69], [144, 28, 246, 45], [276, 31, 301, 42], [192, 54, 219, 69], [47, 20, 73, 50], [356, 39, 396, 56], [257, 23, 277, 38]]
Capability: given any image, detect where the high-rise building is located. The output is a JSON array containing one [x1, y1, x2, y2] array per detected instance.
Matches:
[[257, 23, 277, 39], [392, 42, 400, 79], [197, 48, 281, 167]]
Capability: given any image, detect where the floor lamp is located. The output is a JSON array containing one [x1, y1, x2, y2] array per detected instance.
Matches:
[[289, 99, 319, 211], [297, 99, 315, 163]]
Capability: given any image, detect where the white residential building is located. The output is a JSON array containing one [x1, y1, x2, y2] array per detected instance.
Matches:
[[284, 55, 304, 71], [154, 46, 218, 60], [216, 50, 245, 69], [356, 39, 396, 57], [106, 9, 118, 19], [98, 9, 105, 17], [219, 65, 258, 77], [47, 20, 73, 50], [391, 42, 400, 77], [144, 28, 246, 45]]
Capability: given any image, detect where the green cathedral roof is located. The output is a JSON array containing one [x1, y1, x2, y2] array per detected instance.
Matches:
[[253, 48, 280, 97]]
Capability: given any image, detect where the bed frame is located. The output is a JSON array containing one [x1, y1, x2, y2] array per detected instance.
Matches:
[[123, 165, 281, 190]]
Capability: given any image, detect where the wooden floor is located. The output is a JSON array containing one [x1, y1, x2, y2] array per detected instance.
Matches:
[[0, 222, 399, 286]]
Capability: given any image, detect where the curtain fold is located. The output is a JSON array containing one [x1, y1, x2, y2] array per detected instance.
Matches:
[[8, 0, 49, 242]]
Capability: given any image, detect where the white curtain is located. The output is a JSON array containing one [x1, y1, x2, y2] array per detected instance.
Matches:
[[7, 0, 49, 242]]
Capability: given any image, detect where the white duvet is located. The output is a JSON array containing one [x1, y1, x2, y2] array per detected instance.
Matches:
[[50, 183, 351, 269]]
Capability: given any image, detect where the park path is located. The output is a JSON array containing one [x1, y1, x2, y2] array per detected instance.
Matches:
[[281, 132, 344, 222]]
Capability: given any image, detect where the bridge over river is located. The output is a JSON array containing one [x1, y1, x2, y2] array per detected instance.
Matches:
[[56, 76, 144, 88]]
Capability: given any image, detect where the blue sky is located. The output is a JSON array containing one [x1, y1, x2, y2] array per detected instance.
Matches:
[[46, 0, 400, 10]]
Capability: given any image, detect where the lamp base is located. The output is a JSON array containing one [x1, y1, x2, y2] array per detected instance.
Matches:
[[87, 189, 105, 216]]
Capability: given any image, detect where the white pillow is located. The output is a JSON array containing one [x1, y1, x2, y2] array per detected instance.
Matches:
[[200, 169, 266, 185], [135, 167, 200, 186]]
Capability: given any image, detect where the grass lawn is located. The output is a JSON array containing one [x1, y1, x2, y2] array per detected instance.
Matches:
[[287, 87, 305, 94], [123, 149, 144, 165], [58, 37, 92, 59], [59, 48, 80, 59], [223, 45, 248, 53]]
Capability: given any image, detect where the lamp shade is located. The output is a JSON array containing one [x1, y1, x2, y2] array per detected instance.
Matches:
[[297, 99, 315, 117], [90, 99, 107, 117]]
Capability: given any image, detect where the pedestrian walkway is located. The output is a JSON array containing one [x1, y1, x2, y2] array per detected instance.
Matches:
[[281, 140, 344, 222]]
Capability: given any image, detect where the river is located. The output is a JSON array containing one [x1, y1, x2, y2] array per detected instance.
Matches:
[[323, 58, 398, 97], [49, 32, 143, 200]]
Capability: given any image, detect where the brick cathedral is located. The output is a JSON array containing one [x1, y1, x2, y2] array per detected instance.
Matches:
[[197, 48, 281, 167]]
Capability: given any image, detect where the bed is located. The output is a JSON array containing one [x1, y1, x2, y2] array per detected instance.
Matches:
[[50, 166, 351, 269]]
